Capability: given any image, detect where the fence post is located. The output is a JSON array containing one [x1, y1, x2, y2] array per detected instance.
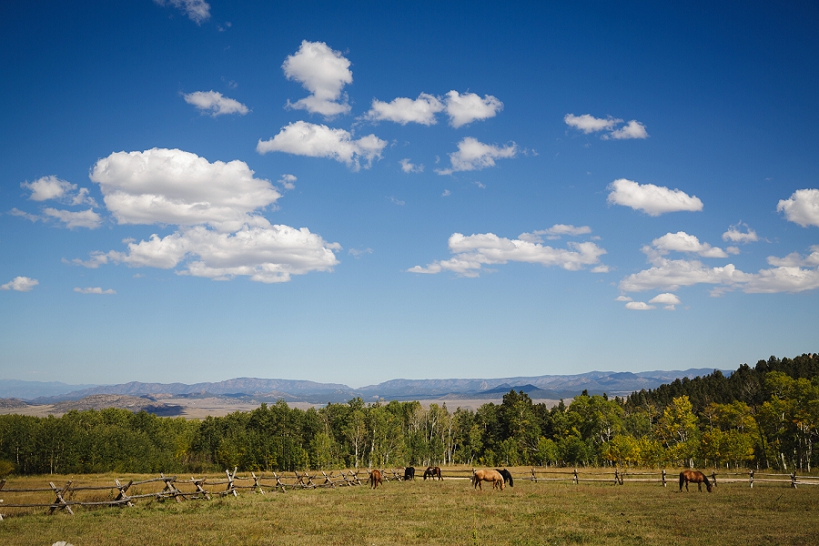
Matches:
[[115, 479, 134, 507], [791, 472, 797, 488], [711, 472, 717, 487], [749, 470, 754, 488], [573, 468, 578, 485], [531, 468, 537, 484], [662, 470, 666, 487], [48, 481, 74, 515], [251, 472, 265, 495], [224, 468, 238, 497]]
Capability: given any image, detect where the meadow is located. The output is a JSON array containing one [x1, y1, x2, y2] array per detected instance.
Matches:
[[1, 469, 817, 545]]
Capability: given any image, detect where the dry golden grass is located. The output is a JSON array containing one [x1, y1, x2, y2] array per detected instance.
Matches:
[[1, 469, 817, 545]]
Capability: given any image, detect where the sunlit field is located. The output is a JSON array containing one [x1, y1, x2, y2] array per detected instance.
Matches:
[[1, 468, 817, 545]]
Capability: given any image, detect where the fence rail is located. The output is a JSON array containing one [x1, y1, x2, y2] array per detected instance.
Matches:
[[1, 466, 814, 520]]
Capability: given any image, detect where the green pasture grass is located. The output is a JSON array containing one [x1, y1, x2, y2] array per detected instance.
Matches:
[[1, 470, 817, 545]]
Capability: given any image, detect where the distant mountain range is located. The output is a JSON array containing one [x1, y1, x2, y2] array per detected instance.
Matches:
[[0, 368, 726, 405]]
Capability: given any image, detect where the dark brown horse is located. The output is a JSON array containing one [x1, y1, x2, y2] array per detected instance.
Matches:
[[423, 466, 442, 480], [496, 468, 514, 487], [679, 470, 712, 492], [404, 466, 415, 480], [472, 469, 504, 491], [369, 469, 383, 489]]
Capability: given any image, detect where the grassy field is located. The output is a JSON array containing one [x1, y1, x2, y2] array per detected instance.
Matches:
[[1, 470, 817, 545]]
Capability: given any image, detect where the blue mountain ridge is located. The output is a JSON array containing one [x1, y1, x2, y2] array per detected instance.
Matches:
[[1, 368, 727, 404]]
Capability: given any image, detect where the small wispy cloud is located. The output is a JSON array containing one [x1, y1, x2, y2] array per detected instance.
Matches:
[[74, 287, 116, 295]]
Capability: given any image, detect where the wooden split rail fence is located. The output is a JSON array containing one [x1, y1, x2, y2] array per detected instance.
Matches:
[[0, 468, 409, 519], [2, 466, 815, 519], [527, 467, 819, 488]]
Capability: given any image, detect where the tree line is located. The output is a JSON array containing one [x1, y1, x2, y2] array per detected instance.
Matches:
[[0, 353, 817, 475]]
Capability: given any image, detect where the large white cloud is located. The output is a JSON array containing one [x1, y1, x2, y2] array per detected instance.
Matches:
[[619, 245, 819, 295], [106, 223, 340, 283], [436, 137, 517, 175], [82, 148, 340, 283], [283, 41, 352, 117], [90, 148, 280, 230], [1, 276, 39, 292], [408, 231, 606, 277], [154, 0, 210, 24], [777, 188, 819, 228], [183, 91, 249, 116], [257, 121, 387, 170], [364, 93, 444, 125], [607, 179, 703, 216], [444, 91, 503, 128]]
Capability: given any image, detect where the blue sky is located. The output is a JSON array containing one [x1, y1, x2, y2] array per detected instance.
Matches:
[[1, 1, 817, 388]]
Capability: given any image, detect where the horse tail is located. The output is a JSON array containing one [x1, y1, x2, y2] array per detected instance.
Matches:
[[679, 471, 684, 491]]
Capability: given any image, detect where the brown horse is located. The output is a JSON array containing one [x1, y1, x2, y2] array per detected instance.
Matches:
[[679, 470, 712, 492], [472, 469, 504, 491], [369, 469, 383, 489], [423, 466, 442, 480]]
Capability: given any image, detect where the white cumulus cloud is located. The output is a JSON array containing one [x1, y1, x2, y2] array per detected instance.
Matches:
[[723, 221, 758, 243], [183, 91, 249, 116], [607, 179, 703, 216], [408, 231, 606, 277], [436, 137, 517, 175], [21, 176, 97, 206], [364, 93, 444, 125], [283, 40, 352, 117], [1, 276, 39, 292], [43, 208, 102, 229], [90, 148, 281, 230], [445, 91, 503, 128], [106, 223, 340, 283], [777, 188, 819, 228], [564, 114, 620, 134], [649, 232, 727, 258], [80, 148, 341, 283], [22, 176, 74, 201], [619, 244, 819, 295], [565, 114, 649, 139], [649, 292, 680, 310], [606, 120, 649, 140], [399, 159, 423, 173], [257, 121, 386, 170], [625, 301, 655, 310]]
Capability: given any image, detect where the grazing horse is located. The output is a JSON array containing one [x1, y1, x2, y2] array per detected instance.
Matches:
[[496, 468, 514, 487], [404, 466, 415, 481], [679, 470, 712, 493], [369, 469, 383, 489], [423, 466, 442, 480], [472, 469, 505, 491]]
